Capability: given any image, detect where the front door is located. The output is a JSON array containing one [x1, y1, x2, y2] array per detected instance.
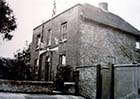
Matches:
[[45, 56, 50, 81]]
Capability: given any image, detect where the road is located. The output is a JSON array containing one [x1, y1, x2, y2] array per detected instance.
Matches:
[[0, 92, 85, 99]]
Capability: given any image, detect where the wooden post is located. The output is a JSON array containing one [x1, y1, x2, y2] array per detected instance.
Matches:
[[38, 54, 42, 80], [109, 63, 114, 99], [96, 64, 102, 99], [74, 71, 79, 95]]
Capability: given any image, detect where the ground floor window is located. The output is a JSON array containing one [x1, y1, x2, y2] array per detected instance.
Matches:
[[136, 42, 140, 49], [59, 54, 66, 65], [34, 59, 39, 67]]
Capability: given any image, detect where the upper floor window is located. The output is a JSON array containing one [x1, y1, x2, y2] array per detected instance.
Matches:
[[36, 34, 41, 48], [61, 22, 67, 40], [48, 29, 52, 46]]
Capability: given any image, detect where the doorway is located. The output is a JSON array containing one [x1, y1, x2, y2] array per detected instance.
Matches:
[[45, 56, 50, 81]]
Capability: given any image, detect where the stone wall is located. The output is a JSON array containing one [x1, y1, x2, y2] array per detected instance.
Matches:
[[76, 63, 140, 99], [77, 66, 97, 99], [114, 65, 139, 99], [79, 19, 138, 65], [139, 66, 140, 91], [0, 79, 53, 93]]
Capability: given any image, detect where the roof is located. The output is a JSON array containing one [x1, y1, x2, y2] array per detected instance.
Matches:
[[34, 3, 81, 30], [34, 3, 139, 35], [81, 3, 139, 35]]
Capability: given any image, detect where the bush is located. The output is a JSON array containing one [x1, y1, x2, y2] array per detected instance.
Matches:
[[56, 64, 73, 82]]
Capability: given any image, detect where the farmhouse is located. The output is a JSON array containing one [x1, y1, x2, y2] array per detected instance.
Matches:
[[30, 2, 140, 81]]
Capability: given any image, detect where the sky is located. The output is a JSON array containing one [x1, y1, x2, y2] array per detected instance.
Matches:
[[0, 0, 140, 58]]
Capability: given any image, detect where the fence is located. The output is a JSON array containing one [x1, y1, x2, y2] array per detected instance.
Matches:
[[76, 63, 140, 99]]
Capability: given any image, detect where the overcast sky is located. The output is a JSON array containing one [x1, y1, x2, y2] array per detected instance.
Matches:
[[0, 0, 140, 58]]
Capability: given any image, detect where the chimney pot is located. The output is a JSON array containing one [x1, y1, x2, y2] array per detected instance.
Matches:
[[99, 2, 108, 11]]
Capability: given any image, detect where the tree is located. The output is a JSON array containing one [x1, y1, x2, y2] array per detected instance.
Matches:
[[13, 43, 33, 80], [0, 57, 16, 79], [0, 0, 17, 40], [0, 56, 33, 80], [0, 42, 33, 80]]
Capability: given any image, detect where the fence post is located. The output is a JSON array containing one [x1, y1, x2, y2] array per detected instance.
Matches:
[[96, 64, 102, 99], [109, 63, 114, 99], [74, 71, 79, 95]]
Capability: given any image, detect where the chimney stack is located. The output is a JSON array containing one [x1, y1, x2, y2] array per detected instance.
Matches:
[[99, 2, 108, 11]]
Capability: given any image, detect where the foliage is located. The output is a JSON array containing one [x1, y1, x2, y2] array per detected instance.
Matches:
[[54, 65, 74, 91], [107, 32, 140, 63], [0, 57, 33, 80], [135, 50, 140, 63], [11, 60, 32, 80], [13, 43, 32, 80], [0, 0, 17, 40], [0, 57, 14, 79], [0, 43, 32, 80], [56, 65, 73, 82]]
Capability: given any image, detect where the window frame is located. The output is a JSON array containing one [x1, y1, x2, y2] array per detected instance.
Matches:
[[34, 59, 39, 67], [136, 37, 140, 50], [59, 54, 66, 65], [136, 42, 140, 49], [47, 29, 52, 46], [61, 22, 67, 40], [36, 34, 41, 48]]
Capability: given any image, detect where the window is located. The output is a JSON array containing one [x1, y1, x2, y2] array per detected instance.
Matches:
[[48, 29, 52, 46], [136, 42, 140, 49], [36, 34, 41, 48], [61, 22, 67, 40], [136, 37, 140, 49], [34, 59, 39, 67], [59, 54, 66, 65], [34, 59, 39, 75]]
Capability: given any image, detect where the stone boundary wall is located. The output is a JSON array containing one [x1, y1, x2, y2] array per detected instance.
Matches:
[[76, 66, 97, 99], [114, 64, 140, 99], [0, 79, 53, 93]]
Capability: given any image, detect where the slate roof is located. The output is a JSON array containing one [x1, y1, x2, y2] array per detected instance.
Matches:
[[34, 3, 139, 36], [81, 3, 139, 35]]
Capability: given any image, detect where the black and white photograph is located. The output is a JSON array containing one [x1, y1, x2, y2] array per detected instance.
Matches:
[[0, 0, 140, 98]]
